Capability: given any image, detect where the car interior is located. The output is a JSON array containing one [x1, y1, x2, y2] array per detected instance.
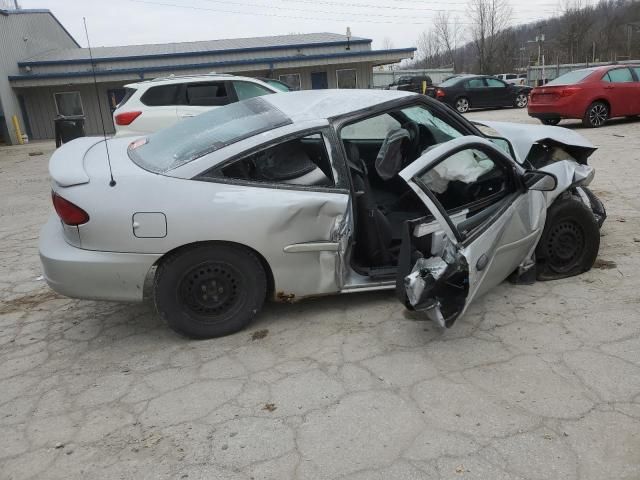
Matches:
[[339, 105, 511, 278]]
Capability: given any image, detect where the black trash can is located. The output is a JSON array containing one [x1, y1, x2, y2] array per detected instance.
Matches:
[[55, 115, 86, 147]]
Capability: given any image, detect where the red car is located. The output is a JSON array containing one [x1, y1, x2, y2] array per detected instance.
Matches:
[[528, 64, 640, 127]]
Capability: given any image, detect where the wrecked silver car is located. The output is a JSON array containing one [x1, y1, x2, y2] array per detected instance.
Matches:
[[39, 90, 605, 337]]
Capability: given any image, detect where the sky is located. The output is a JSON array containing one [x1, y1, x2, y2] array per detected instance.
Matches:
[[19, 0, 566, 51]]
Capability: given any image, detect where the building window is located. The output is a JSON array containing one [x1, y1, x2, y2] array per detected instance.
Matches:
[[336, 69, 357, 89], [54, 92, 84, 117], [278, 73, 301, 91]]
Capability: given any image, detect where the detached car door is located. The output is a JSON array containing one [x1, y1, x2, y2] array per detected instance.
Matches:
[[395, 135, 551, 327]]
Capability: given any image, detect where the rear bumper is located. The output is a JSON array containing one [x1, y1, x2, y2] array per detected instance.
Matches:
[[39, 216, 161, 302], [528, 111, 564, 120]]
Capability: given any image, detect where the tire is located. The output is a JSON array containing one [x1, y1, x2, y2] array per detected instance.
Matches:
[[540, 118, 561, 126], [535, 196, 600, 281], [514, 92, 528, 108], [455, 97, 470, 113], [154, 244, 267, 338], [582, 101, 608, 128]]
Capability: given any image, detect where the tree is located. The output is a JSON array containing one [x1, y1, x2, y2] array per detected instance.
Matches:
[[416, 30, 442, 69], [433, 11, 462, 71], [381, 37, 395, 50], [467, 0, 513, 73]]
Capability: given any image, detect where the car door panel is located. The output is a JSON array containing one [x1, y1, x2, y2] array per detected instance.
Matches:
[[465, 79, 487, 107], [603, 68, 637, 116], [396, 136, 543, 326]]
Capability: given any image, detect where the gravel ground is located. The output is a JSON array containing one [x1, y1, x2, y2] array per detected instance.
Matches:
[[1, 109, 639, 480]]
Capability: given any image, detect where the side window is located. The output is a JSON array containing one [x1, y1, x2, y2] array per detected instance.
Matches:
[[337, 69, 357, 89], [140, 85, 179, 106], [233, 81, 273, 100], [486, 78, 507, 88], [506, 74, 517, 80], [634, 67, 640, 81], [216, 133, 334, 187], [185, 82, 230, 106], [279, 74, 301, 91], [416, 148, 509, 212], [54, 92, 83, 116], [467, 78, 485, 88], [607, 68, 634, 83]]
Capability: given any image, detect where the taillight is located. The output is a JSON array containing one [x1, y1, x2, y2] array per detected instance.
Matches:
[[115, 111, 142, 126], [52, 192, 89, 226], [436, 88, 445, 98], [559, 87, 580, 98]]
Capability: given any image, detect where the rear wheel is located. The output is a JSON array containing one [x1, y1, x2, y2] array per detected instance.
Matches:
[[582, 101, 608, 128], [154, 244, 267, 338], [535, 197, 600, 280], [455, 97, 470, 113], [540, 118, 561, 126], [514, 92, 528, 108]]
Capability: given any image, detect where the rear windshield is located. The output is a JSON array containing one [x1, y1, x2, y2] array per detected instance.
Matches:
[[128, 97, 292, 173], [546, 69, 595, 86], [438, 76, 462, 87]]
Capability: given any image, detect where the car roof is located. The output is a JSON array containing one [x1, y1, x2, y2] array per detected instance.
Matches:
[[124, 74, 273, 89], [258, 89, 416, 122]]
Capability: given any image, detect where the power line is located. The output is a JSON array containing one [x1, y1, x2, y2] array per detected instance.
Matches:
[[129, 0, 560, 25]]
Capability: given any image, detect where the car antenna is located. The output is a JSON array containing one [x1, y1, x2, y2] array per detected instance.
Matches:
[[83, 17, 116, 187]]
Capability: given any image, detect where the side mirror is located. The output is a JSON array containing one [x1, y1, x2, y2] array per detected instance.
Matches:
[[523, 170, 558, 191]]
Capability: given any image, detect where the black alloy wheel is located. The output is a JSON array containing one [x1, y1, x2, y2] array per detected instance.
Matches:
[[582, 101, 608, 128]]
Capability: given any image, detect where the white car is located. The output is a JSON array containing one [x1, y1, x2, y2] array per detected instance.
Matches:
[[112, 74, 282, 136], [41, 90, 605, 338], [495, 73, 528, 85]]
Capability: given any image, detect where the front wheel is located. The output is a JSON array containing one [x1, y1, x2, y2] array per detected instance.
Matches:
[[582, 101, 608, 128], [540, 118, 561, 126], [514, 92, 528, 108], [455, 97, 470, 113], [154, 244, 267, 338], [535, 197, 600, 281]]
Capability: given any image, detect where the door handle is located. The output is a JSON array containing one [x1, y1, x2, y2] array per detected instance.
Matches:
[[604, 85, 614, 90], [180, 113, 196, 118]]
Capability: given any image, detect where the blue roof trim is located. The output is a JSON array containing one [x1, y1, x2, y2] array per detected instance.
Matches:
[[9, 48, 416, 81], [19, 38, 373, 66], [0, 8, 80, 48]]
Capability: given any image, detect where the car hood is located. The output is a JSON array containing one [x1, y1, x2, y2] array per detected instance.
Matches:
[[474, 120, 596, 164]]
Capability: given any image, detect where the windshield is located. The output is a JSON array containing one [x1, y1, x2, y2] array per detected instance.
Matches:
[[546, 69, 595, 86], [265, 79, 290, 92], [128, 97, 291, 173]]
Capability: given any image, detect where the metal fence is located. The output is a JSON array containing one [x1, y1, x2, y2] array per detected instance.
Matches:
[[527, 59, 640, 85], [372, 68, 455, 88]]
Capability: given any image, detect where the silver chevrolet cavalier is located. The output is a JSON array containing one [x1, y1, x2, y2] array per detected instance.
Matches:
[[40, 90, 605, 338]]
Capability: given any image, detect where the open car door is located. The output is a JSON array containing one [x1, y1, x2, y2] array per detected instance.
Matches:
[[395, 135, 555, 327]]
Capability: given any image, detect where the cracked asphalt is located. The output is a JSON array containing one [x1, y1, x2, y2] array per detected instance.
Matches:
[[1, 109, 639, 480]]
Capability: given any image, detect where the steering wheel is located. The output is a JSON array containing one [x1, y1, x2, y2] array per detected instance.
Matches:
[[401, 121, 421, 164]]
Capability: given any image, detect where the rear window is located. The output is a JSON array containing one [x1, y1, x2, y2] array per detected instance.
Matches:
[[546, 69, 595, 86], [117, 88, 137, 108], [439, 77, 462, 87], [128, 97, 292, 173], [140, 85, 179, 106]]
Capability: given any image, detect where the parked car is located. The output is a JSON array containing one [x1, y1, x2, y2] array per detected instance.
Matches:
[[388, 75, 433, 94], [495, 73, 528, 85], [41, 90, 604, 338], [254, 77, 292, 92], [434, 74, 533, 113], [112, 74, 281, 136], [528, 64, 640, 127]]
